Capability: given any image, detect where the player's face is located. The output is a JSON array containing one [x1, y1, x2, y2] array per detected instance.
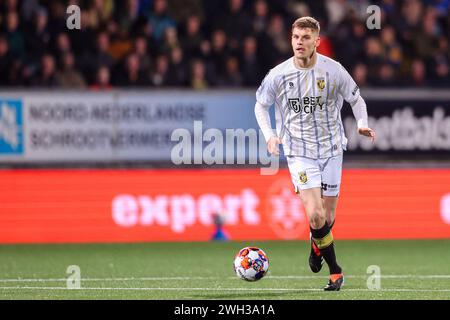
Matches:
[[291, 27, 320, 60]]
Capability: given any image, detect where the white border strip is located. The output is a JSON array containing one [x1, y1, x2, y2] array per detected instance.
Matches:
[[0, 274, 449, 283], [0, 286, 450, 293]]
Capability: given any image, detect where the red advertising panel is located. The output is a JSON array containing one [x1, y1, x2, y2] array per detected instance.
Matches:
[[0, 169, 450, 243]]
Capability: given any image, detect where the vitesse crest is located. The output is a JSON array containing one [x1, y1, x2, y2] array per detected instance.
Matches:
[[316, 77, 325, 90], [288, 98, 301, 113], [299, 171, 308, 184]]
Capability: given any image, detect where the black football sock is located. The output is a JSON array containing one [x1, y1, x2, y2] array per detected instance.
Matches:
[[310, 223, 342, 275], [329, 220, 335, 230]]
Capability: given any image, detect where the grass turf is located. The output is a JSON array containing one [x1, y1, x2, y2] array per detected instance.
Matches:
[[0, 240, 449, 300]]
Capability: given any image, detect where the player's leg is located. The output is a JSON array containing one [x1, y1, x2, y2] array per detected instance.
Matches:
[[319, 153, 344, 290], [307, 195, 338, 274], [323, 196, 338, 229], [286, 156, 324, 273], [287, 155, 342, 289], [298, 187, 342, 284], [298, 187, 326, 229], [308, 195, 338, 273]]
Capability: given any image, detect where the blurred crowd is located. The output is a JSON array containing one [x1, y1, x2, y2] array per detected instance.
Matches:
[[0, 0, 449, 89]]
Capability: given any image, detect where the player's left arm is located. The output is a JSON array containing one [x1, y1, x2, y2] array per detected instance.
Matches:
[[337, 64, 376, 142], [350, 96, 375, 142]]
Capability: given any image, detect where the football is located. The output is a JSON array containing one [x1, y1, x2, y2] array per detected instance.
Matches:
[[233, 247, 269, 281]]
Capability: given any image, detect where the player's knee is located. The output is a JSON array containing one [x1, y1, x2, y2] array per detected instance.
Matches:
[[309, 209, 326, 229]]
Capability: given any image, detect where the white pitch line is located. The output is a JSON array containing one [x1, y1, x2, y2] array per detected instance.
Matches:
[[0, 275, 450, 283], [1, 286, 450, 293], [0, 276, 219, 283]]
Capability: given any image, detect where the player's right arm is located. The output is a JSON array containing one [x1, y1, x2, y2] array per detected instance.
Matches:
[[254, 102, 281, 155], [255, 71, 281, 155]]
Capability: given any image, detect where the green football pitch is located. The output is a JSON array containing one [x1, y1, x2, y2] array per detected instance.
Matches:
[[0, 240, 449, 300]]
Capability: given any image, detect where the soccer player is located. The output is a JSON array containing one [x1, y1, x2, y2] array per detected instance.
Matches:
[[255, 16, 375, 291]]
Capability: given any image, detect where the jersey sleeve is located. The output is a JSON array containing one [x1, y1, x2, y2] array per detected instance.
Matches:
[[337, 63, 360, 105], [256, 70, 277, 107]]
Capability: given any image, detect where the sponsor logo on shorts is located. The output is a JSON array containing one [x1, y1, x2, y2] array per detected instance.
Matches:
[[321, 183, 338, 191]]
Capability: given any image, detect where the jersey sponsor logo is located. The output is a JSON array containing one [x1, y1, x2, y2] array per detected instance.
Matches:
[[288, 96, 324, 114], [352, 85, 359, 96]]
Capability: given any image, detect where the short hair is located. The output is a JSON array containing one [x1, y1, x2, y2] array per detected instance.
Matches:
[[292, 16, 320, 34]]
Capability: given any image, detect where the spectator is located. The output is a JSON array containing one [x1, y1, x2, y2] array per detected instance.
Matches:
[[168, 0, 203, 23], [30, 54, 58, 87], [325, 0, 348, 28], [404, 59, 429, 86], [21, 0, 41, 22], [429, 38, 450, 86], [260, 14, 291, 66], [252, 0, 270, 35], [55, 52, 87, 89], [115, 53, 150, 87], [374, 63, 398, 87], [151, 54, 170, 86], [241, 36, 263, 86], [24, 6, 51, 63], [148, 0, 176, 42], [92, 31, 115, 70], [0, 35, 13, 86], [190, 59, 208, 90], [380, 25, 402, 67], [413, 7, 440, 60], [133, 36, 152, 73], [88, 0, 114, 28], [352, 62, 369, 88], [68, 5, 95, 56], [1, 0, 19, 14], [5, 11, 25, 61], [364, 37, 385, 84], [167, 46, 188, 86], [397, 0, 423, 56], [217, 56, 243, 87], [161, 26, 180, 53], [90, 65, 112, 90], [219, 0, 251, 51], [180, 14, 204, 59], [53, 32, 72, 57], [210, 29, 229, 78]]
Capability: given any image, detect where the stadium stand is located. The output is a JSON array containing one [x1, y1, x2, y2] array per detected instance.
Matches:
[[0, 0, 448, 89]]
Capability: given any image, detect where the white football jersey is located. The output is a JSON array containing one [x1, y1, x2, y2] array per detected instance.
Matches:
[[256, 53, 361, 159]]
